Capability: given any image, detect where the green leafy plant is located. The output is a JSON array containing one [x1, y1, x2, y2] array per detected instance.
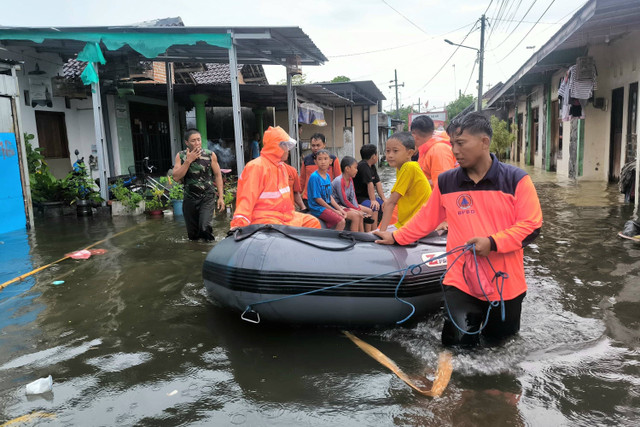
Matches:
[[223, 175, 237, 205], [145, 184, 167, 212], [66, 159, 102, 203], [145, 197, 165, 211], [30, 170, 75, 203], [25, 133, 46, 174], [490, 116, 516, 161], [168, 182, 184, 200], [112, 180, 143, 211], [223, 189, 235, 205]]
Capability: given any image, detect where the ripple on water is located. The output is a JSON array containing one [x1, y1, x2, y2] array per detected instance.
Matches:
[[85, 352, 153, 372], [0, 337, 102, 370]]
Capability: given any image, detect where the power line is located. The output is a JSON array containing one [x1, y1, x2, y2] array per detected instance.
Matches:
[[501, 0, 525, 33], [499, 0, 558, 63], [410, 21, 479, 97], [485, 0, 509, 45], [327, 21, 477, 58], [381, 0, 430, 36], [486, 0, 539, 52], [463, 58, 478, 94]]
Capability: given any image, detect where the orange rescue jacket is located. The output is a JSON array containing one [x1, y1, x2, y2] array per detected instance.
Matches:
[[231, 127, 297, 228], [417, 131, 456, 183]]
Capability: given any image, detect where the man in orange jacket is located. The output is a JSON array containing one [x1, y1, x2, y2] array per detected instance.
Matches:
[[411, 115, 456, 187], [375, 113, 542, 347], [230, 126, 320, 229]]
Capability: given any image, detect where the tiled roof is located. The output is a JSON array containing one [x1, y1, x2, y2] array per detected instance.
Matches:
[[191, 63, 238, 84]]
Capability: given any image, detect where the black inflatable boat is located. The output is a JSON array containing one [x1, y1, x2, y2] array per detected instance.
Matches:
[[203, 224, 448, 326]]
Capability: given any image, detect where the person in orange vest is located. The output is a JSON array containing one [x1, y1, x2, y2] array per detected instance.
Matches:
[[299, 133, 341, 206], [375, 113, 543, 347], [410, 115, 456, 187], [230, 126, 320, 229]]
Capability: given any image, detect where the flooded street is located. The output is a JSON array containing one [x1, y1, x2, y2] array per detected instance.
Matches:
[[1, 166, 639, 426]]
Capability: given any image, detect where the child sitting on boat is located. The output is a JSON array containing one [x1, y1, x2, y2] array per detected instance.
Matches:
[[307, 150, 362, 231], [378, 132, 432, 232], [332, 156, 376, 232]]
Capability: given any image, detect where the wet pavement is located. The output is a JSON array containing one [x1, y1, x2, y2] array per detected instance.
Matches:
[[1, 166, 639, 426]]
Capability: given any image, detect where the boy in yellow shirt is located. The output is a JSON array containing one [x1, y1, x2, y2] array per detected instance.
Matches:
[[378, 132, 432, 231]]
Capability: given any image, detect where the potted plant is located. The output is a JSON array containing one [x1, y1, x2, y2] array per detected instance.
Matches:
[[222, 175, 237, 214], [168, 181, 184, 216], [145, 185, 167, 216], [66, 156, 103, 217], [111, 180, 144, 215], [26, 135, 76, 217]]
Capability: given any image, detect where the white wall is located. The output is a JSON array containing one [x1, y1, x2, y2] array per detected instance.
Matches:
[[516, 30, 640, 181], [0, 48, 101, 178]]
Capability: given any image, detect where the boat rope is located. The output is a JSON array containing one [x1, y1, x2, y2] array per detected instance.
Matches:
[[233, 224, 357, 251], [438, 244, 508, 336], [241, 242, 508, 331]]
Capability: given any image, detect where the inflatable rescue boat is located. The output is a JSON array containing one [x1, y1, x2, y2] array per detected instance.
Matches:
[[203, 224, 448, 326]]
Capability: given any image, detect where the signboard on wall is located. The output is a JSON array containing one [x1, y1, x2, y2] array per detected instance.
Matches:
[[408, 111, 447, 131]]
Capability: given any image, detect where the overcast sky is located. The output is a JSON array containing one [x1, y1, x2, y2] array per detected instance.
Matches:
[[2, 0, 588, 113]]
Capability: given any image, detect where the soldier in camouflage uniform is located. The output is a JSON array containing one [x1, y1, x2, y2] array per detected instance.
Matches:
[[173, 129, 225, 240]]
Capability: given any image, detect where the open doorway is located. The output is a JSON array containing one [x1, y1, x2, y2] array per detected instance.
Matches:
[[517, 113, 523, 162], [530, 107, 539, 166], [550, 100, 559, 171], [609, 87, 624, 182], [129, 102, 172, 175]]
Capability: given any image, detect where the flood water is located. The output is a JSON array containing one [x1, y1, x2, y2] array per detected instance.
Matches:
[[1, 166, 639, 426]]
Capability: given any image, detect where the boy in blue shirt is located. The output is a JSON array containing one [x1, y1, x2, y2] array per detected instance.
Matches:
[[308, 150, 361, 230]]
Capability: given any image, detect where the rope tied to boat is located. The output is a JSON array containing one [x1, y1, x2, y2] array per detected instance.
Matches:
[[232, 224, 357, 251], [241, 242, 509, 333]]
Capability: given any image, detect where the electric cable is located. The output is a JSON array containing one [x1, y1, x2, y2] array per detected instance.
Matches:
[[328, 21, 477, 58], [487, 0, 539, 52], [499, 0, 558, 63], [409, 21, 478, 97]]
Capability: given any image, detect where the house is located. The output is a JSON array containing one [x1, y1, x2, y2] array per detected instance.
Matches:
[[485, 0, 640, 209], [0, 22, 327, 232]]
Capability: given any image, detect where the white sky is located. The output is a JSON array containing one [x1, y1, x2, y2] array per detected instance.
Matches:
[[2, 0, 588, 112]]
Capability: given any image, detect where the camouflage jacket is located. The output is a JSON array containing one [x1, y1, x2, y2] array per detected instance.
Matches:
[[178, 149, 215, 200]]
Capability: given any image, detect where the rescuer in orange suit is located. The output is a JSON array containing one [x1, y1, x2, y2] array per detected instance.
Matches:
[[230, 126, 321, 230]]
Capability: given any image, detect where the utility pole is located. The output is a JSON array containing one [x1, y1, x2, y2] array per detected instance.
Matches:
[[412, 97, 421, 113], [389, 69, 404, 119], [452, 64, 456, 100], [477, 14, 486, 112]]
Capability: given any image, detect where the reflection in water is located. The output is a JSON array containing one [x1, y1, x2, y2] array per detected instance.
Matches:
[[0, 168, 639, 425]]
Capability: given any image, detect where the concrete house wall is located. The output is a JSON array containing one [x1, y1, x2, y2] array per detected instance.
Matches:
[[509, 30, 640, 181]]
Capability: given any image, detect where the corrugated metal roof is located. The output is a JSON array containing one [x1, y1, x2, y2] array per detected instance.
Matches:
[[487, 0, 640, 107], [317, 81, 386, 105], [0, 26, 327, 66], [132, 83, 353, 109]]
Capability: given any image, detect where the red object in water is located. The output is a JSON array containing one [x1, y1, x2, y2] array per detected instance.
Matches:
[[89, 249, 107, 255], [65, 250, 92, 260]]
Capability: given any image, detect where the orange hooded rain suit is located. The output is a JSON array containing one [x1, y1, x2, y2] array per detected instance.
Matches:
[[417, 131, 456, 184], [230, 126, 321, 229]]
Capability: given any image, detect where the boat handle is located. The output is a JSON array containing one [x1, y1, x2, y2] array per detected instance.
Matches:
[[241, 307, 261, 324]]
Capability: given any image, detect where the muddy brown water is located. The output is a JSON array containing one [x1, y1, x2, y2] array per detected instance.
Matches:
[[0, 166, 639, 426]]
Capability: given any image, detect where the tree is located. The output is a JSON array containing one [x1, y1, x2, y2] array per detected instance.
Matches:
[[330, 75, 351, 83], [276, 73, 310, 85], [384, 105, 414, 131], [490, 116, 515, 161], [445, 94, 475, 124]]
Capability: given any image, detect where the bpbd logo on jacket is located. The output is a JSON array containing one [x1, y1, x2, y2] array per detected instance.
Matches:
[[456, 194, 476, 215]]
